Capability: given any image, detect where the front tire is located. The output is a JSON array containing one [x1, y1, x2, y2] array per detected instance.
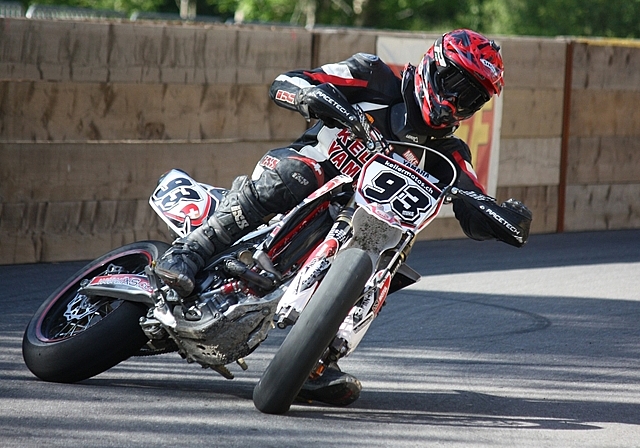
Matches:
[[253, 248, 372, 414], [22, 241, 170, 383]]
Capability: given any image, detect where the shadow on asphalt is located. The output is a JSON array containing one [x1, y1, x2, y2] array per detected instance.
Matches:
[[409, 229, 640, 275]]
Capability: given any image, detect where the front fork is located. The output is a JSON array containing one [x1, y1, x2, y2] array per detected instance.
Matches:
[[334, 229, 414, 357], [275, 193, 417, 368], [307, 231, 415, 379], [273, 204, 356, 328]]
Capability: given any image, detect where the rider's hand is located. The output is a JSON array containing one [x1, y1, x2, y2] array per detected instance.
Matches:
[[295, 83, 365, 136], [501, 199, 532, 221], [347, 108, 372, 142], [499, 199, 532, 247]]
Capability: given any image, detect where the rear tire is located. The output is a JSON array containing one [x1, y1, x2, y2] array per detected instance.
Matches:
[[22, 241, 169, 383], [253, 248, 372, 414]]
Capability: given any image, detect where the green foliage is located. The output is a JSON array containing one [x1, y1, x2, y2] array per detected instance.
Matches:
[[19, 0, 234, 17], [233, 0, 296, 23], [208, 0, 640, 38], [355, 0, 471, 31], [505, 0, 640, 38], [17, 0, 640, 38], [24, 0, 167, 13]]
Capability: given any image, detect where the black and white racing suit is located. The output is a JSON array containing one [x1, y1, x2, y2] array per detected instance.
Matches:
[[243, 52, 531, 247]]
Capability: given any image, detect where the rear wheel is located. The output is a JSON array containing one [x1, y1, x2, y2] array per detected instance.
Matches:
[[253, 248, 372, 414], [22, 241, 170, 383]]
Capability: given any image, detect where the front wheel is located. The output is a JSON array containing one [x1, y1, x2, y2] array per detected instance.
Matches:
[[253, 248, 373, 414], [22, 241, 170, 383]]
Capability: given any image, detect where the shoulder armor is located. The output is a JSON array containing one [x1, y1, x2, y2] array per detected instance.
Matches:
[[353, 53, 380, 64]]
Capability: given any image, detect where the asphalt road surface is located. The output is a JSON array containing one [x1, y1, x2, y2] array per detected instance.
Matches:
[[1, 229, 639, 447]]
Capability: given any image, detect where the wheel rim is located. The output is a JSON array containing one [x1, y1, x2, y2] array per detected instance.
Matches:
[[44, 293, 123, 340], [36, 250, 153, 342]]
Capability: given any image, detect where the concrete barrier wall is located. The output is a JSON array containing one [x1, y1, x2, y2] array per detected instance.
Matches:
[[565, 41, 640, 231], [0, 18, 638, 264], [0, 19, 311, 263], [495, 37, 566, 235]]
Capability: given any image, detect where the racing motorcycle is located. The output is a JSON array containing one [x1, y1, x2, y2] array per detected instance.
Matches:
[[22, 108, 483, 414]]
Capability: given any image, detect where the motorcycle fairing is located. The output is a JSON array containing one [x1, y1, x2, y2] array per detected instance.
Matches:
[[332, 150, 457, 356], [149, 169, 226, 237]]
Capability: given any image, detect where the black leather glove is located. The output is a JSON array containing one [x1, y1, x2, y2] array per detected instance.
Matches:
[[499, 199, 532, 247], [451, 188, 532, 247], [295, 83, 370, 141]]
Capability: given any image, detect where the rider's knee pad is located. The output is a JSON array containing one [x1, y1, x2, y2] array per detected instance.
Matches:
[[251, 147, 325, 214]]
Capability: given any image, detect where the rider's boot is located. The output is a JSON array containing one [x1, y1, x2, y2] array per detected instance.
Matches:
[[155, 176, 270, 296], [297, 363, 362, 406]]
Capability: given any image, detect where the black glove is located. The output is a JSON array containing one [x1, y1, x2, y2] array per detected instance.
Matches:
[[499, 199, 532, 246], [295, 83, 370, 141], [451, 188, 532, 247]]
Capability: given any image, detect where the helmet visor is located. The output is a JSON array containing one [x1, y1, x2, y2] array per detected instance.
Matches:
[[435, 65, 490, 118]]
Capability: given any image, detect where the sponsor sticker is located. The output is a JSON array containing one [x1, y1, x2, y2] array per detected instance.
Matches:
[[275, 89, 296, 105], [260, 155, 279, 170], [231, 205, 249, 229]]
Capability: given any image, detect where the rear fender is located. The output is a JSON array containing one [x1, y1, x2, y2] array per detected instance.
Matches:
[[79, 274, 155, 305]]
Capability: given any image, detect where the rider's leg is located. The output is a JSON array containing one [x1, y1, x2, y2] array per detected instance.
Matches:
[[154, 176, 269, 296], [297, 300, 378, 407], [155, 148, 324, 296]]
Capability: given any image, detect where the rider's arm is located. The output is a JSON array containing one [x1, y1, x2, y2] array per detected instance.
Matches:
[[269, 54, 402, 143], [269, 53, 401, 114]]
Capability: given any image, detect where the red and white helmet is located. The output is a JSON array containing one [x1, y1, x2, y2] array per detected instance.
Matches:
[[414, 29, 504, 129]]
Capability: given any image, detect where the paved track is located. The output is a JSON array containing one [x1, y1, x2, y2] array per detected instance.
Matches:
[[1, 230, 639, 447]]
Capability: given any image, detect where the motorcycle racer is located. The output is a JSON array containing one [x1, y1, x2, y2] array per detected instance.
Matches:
[[155, 29, 533, 406]]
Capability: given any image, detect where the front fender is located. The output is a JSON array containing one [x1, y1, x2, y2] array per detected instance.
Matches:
[[389, 263, 421, 295]]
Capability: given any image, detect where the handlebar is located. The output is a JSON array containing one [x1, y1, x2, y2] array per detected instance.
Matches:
[[348, 105, 390, 153]]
